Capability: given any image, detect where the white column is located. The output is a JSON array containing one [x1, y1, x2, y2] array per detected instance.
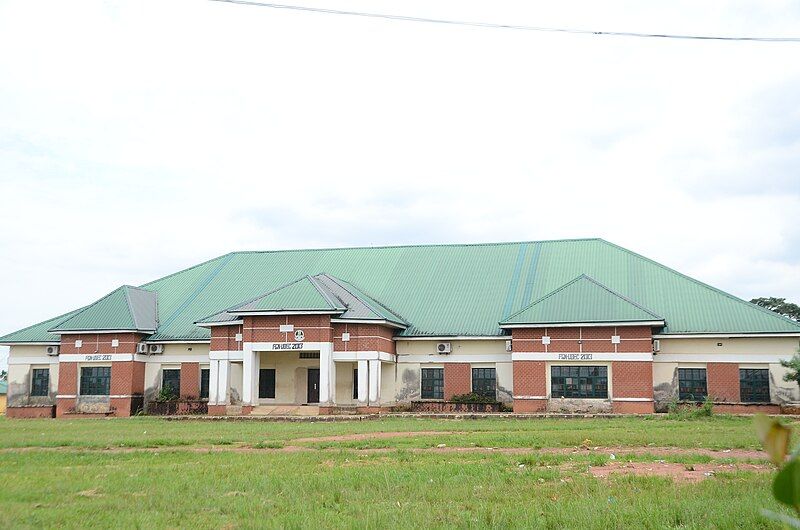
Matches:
[[368, 360, 381, 405], [319, 342, 335, 405], [357, 360, 369, 404], [208, 359, 219, 404], [242, 345, 255, 405], [217, 360, 230, 405]]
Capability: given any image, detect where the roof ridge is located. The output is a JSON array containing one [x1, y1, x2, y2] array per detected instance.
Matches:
[[502, 275, 585, 321], [317, 273, 408, 324], [122, 286, 139, 330], [228, 238, 602, 255], [577, 274, 663, 320], [306, 274, 346, 310], [139, 253, 233, 290], [228, 275, 310, 311], [598, 239, 800, 330]]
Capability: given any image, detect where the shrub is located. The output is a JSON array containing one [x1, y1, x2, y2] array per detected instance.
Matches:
[[450, 393, 496, 404]]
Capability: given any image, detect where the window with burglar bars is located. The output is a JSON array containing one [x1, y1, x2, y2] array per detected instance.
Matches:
[[740, 368, 770, 403], [259, 369, 276, 399], [31, 368, 49, 397], [162, 369, 181, 398], [80, 366, 111, 396], [551, 366, 608, 399], [472, 368, 497, 398], [678, 368, 707, 401], [421, 368, 444, 399], [200, 368, 210, 400]]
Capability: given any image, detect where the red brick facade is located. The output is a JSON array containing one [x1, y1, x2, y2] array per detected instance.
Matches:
[[243, 315, 332, 343], [180, 362, 200, 399], [6, 406, 56, 419], [443, 363, 471, 399], [59, 332, 142, 354], [210, 324, 244, 352], [512, 360, 547, 412], [511, 326, 652, 354], [332, 323, 396, 353], [707, 363, 740, 402]]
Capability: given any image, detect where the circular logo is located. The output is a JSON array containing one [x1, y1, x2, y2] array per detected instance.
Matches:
[[294, 329, 305, 342]]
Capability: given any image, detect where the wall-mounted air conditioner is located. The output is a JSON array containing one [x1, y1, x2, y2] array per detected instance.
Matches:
[[137, 343, 148, 354], [148, 344, 164, 355], [505, 340, 512, 352], [46, 345, 59, 356], [437, 342, 451, 354], [652, 339, 661, 353]]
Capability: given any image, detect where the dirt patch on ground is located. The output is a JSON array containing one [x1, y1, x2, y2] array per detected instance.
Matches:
[[587, 461, 770, 482], [422, 446, 767, 460]]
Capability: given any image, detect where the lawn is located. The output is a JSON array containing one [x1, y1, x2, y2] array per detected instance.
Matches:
[[0, 415, 795, 528]]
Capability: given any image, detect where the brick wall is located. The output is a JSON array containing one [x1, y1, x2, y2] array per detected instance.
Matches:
[[180, 362, 200, 399], [612, 361, 653, 399], [443, 363, 471, 399], [332, 323, 396, 353], [210, 324, 244, 352], [55, 362, 77, 418], [511, 326, 652, 354], [707, 363, 740, 402], [243, 315, 332, 343], [59, 332, 142, 354]]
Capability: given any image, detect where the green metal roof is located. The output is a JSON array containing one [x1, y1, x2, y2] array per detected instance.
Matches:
[[2, 238, 799, 343], [198, 273, 409, 327], [48, 285, 158, 333], [501, 274, 663, 326], [230, 276, 345, 314]]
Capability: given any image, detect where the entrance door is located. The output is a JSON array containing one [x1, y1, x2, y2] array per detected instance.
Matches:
[[307, 368, 320, 404]]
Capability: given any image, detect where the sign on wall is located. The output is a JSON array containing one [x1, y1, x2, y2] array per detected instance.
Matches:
[[272, 343, 305, 350], [294, 329, 305, 341]]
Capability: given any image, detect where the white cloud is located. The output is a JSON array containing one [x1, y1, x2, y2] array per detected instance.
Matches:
[[1, 0, 799, 367]]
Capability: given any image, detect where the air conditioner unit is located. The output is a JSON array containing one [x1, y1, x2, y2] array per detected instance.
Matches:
[[436, 342, 451, 354], [148, 344, 164, 355], [505, 340, 512, 352], [136, 343, 148, 354], [652, 339, 661, 353], [46, 345, 59, 356]]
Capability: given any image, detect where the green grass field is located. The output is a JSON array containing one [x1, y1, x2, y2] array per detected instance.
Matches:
[[0, 415, 795, 528]]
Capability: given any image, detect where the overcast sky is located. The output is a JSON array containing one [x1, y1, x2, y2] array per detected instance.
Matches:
[[1, 0, 799, 368]]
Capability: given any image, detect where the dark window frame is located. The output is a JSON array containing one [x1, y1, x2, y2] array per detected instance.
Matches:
[[162, 369, 181, 398], [353, 368, 359, 400], [551, 366, 608, 399], [200, 368, 210, 400], [31, 368, 50, 397], [740, 368, 770, 403], [421, 368, 444, 400], [80, 366, 111, 396], [471, 367, 497, 399], [678, 368, 707, 401]]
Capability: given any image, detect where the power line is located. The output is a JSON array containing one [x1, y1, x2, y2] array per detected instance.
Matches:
[[207, 0, 800, 43]]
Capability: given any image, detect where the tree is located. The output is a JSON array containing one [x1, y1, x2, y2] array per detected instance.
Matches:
[[750, 297, 800, 321], [0, 369, 6, 382], [780, 352, 800, 390]]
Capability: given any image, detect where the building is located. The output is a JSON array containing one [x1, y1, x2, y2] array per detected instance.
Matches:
[[0, 381, 7, 414], [1, 239, 799, 419]]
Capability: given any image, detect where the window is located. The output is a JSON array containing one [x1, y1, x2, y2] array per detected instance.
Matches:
[[421, 368, 444, 399], [472, 368, 497, 399], [353, 368, 359, 400], [740, 368, 770, 403], [31, 368, 50, 397], [551, 366, 608, 399], [299, 352, 320, 359], [678, 368, 707, 401], [80, 366, 111, 396], [259, 368, 276, 399], [200, 368, 210, 400], [162, 369, 181, 397]]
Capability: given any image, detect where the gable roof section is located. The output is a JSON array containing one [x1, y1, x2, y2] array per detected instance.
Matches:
[[500, 274, 663, 327], [48, 286, 158, 333], [3, 239, 800, 343], [197, 273, 408, 327]]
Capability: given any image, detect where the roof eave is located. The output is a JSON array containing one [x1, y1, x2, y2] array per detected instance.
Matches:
[[330, 318, 407, 329], [195, 320, 244, 328], [47, 328, 156, 334], [227, 309, 344, 316], [500, 320, 666, 329]]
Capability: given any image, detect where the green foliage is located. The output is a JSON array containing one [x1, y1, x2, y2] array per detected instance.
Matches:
[[751, 297, 800, 321], [153, 387, 178, 403], [781, 352, 800, 389], [450, 393, 496, 403], [667, 395, 714, 420], [755, 415, 800, 525]]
